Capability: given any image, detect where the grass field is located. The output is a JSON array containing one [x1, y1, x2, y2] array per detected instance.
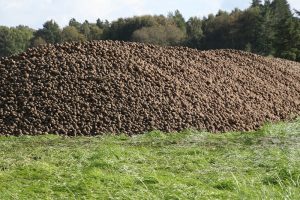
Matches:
[[0, 119, 300, 200]]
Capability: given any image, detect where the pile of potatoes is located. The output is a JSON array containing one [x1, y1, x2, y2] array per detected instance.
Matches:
[[0, 40, 299, 135]]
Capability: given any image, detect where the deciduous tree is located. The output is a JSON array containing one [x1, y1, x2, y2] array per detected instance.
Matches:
[[33, 20, 61, 44]]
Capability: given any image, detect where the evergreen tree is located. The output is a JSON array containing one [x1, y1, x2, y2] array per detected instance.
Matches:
[[257, 3, 275, 55], [270, 0, 299, 60], [251, 0, 262, 7], [271, 0, 292, 22], [236, 6, 263, 52], [275, 17, 300, 60]]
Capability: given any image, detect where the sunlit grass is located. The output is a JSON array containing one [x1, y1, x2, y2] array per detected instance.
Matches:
[[0, 119, 299, 199]]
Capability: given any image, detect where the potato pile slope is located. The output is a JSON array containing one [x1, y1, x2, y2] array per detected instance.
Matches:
[[0, 41, 299, 135]]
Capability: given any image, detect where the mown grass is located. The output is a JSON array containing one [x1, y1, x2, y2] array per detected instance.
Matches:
[[0, 119, 300, 199]]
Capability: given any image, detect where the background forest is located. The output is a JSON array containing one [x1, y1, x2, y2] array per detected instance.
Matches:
[[0, 0, 299, 61]]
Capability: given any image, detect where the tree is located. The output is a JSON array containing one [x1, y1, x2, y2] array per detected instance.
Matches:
[[11, 26, 34, 53], [33, 20, 61, 44], [274, 17, 300, 61], [80, 20, 91, 39], [257, 3, 275, 55], [132, 24, 185, 46], [69, 18, 81, 30], [0, 26, 33, 57], [201, 10, 236, 50], [265, 0, 271, 6], [89, 25, 103, 40], [185, 17, 203, 48], [168, 10, 186, 32], [0, 26, 12, 56], [1, 1, 299, 62], [251, 0, 262, 7], [61, 26, 86, 42], [235, 7, 263, 52], [271, 0, 292, 22], [96, 19, 107, 29], [31, 37, 47, 47], [269, 0, 299, 60], [105, 15, 157, 41]]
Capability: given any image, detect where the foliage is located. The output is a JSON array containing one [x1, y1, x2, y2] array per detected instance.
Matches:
[[89, 24, 104, 40], [103, 15, 159, 41], [1, 0, 300, 62], [168, 9, 186, 32], [251, 0, 262, 7], [201, 10, 237, 50], [274, 17, 300, 61], [31, 37, 47, 47], [257, 3, 275, 55], [132, 24, 185, 46], [69, 18, 82, 30], [0, 26, 33, 57], [61, 26, 86, 42], [33, 20, 62, 44], [185, 17, 203, 48]]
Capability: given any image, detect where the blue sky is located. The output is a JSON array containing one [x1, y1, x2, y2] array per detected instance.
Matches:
[[0, 0, 299, 29]]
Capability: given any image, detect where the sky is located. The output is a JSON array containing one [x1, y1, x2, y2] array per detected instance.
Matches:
[[0, 0, 299, 29]]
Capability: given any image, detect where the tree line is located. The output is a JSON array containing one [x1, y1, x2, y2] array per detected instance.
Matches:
[[0, 0, 299, 61]]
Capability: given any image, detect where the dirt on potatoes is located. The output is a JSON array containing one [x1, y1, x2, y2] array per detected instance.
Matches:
[[0, 40, 299, 135]]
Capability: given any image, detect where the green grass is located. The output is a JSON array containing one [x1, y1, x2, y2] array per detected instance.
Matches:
[[0, 119, 300, 200]]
